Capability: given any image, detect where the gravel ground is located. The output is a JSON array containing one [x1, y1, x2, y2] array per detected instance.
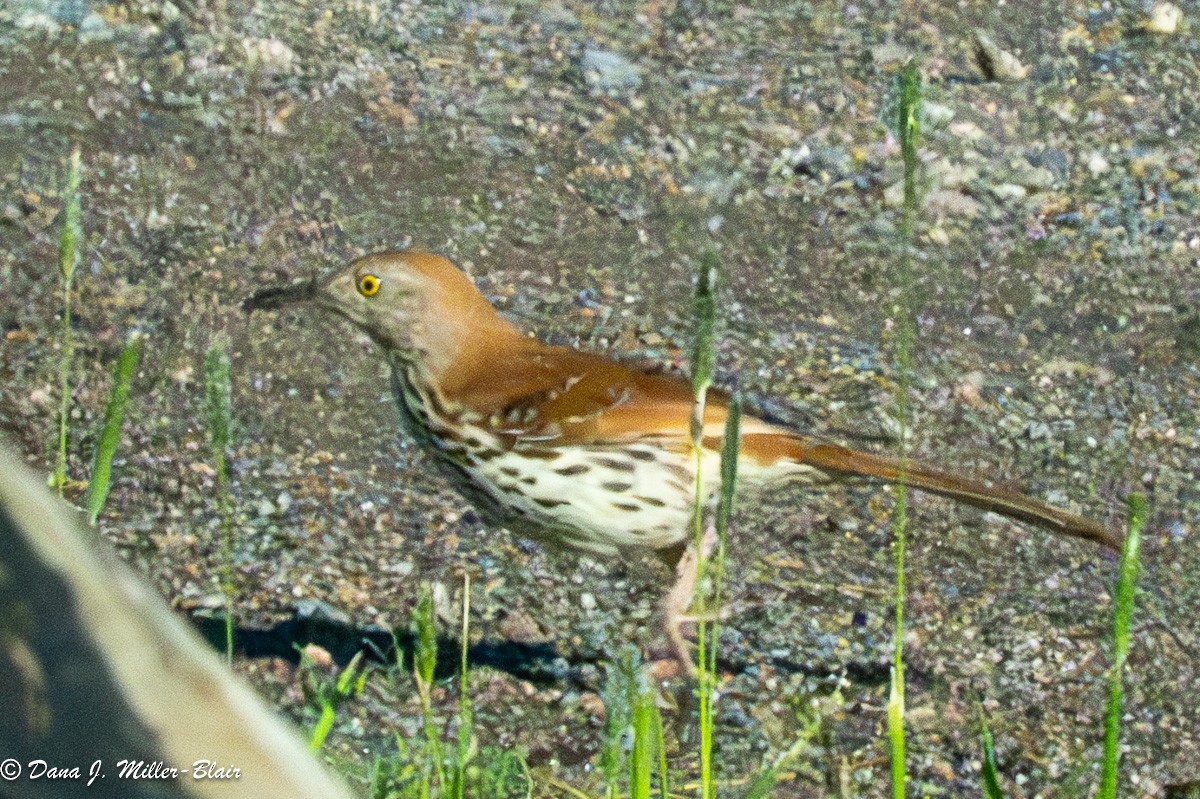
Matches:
[[1, 0, 1198, 796]]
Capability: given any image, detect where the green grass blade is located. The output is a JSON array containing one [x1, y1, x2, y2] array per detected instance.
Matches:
[[979, 720, 1005, 799], [887, 666, 906, 798], [630, 672, 654, 799], [690, 248, 720, 416], [711, 392, 741, 615], [59, 146, 83, 283], [1099, 494, 1147, 799], [894, 54, 922, 455], [308, 651, 365, 751], [52, 146, 84, 495], [85, 333, 141, 524], [415, 587, 437, 691], [335, 651, 367, 696], [653, 700, 669, 799], [898, 64, 922, 236], [742, 760, 787, 799], [308, 703, 337, 752], [741, 721, 821, 799], [451, 574, 474, 799], [204, 339, 235, 663], [715, 392, 741, 541], [413, 586, 445, 797], [742, 771, 778, 799], [520, 752, 534, 799], [600, 650, 634, 799], [475, 746, 534, 799], [888, 58, 923, 799], [204, 341, 233, 486], [700, 392, 743, 799], [688, 248, 722, 799]]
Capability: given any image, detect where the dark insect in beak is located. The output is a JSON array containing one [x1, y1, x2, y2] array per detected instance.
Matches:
[[241, 276, 321, 314]]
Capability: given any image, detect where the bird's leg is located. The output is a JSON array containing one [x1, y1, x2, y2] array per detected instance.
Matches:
[[658, 523, 720, 672]]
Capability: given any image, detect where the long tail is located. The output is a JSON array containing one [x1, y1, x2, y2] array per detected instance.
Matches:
[[749, 435, 1122, 551]]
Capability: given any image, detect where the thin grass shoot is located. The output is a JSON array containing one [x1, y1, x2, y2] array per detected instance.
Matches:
[[450, 573, 474, 799], [979, 716, 1005, 799], [85, 332, 141, 524], [1099, 493, 1146, 799], [52, 146, 83, 495], [689, 247, 721, 799], [204, 338, 235, 663], [888, 58, 923, 799], [600, 648, 635, 799], [308, 651, 368, 751], [413, 586, 446, 798], [629, 665, 656, 799]]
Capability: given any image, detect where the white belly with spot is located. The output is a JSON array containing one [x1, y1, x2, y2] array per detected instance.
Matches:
[[464, 437, 723, 555]]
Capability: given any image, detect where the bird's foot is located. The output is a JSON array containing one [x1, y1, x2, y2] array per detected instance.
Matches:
[[658, 525, 723, 674]]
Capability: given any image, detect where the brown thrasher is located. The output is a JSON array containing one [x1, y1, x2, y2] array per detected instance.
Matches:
[[247, 250, 1121, 565]]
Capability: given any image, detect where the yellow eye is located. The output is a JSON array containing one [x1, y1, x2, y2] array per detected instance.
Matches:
[[358, 274, 380, 296]]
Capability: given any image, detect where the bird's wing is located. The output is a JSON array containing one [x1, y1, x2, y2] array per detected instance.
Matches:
[[453, 342, 777, 446], [451, 343, 639, 441]]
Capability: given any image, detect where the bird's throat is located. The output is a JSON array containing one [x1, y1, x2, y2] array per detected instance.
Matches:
[[387, 356, 447, 447]]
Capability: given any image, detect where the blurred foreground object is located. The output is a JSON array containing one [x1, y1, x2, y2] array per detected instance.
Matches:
[[0, 440, 356, 799]]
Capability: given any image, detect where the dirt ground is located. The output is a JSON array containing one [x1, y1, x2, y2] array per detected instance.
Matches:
[[1, 0, 1198, 796]]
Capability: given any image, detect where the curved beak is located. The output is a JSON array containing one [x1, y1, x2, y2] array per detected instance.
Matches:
[[242, 272, 359, 319], [241, 275, 321, 314]]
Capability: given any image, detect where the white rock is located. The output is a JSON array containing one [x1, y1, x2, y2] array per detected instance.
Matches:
[[146, 208, 171, 230], [882, 181, 905, 207], [991, 183, 1027, 200], [922, 101, 955, 127], [242, 37, 297, 72], [1086, 152, 1110, 177], [1147, 3, 1183, 33], [973, 30, 1029, 82], [582, 47, 641, 91], [948, 121, 986, 142]]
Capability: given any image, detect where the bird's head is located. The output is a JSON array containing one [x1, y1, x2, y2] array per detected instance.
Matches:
[[245, 250, 523, 382], [316, 250, 521, 378], [317, 251, 440, 350]]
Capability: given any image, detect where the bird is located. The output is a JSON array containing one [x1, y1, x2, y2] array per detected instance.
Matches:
[[245, 250, 1120, 651]]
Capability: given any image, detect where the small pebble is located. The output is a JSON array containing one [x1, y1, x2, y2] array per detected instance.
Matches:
[[1087, 152, 1110, 176], [1147, 2, 1183, 34], [973, 29, 1029, 82]]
